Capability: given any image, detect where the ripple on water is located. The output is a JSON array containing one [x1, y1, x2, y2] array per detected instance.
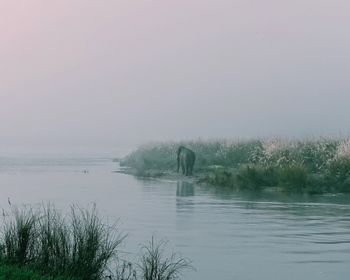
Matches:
[[2, 157, 350, 280]]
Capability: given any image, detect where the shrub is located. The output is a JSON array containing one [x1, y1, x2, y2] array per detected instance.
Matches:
[[236, 165, 278, 191], [36, 205, 70, 275], [120, 137, 350, 194], [0, 205, 192, 280], [120, 143, 177, 174], [0, 204, 123, 280], [299, 139, 338, 172], [277, 165, 309, 192], [137, 238, 191, 280], [326, 157, 350, 193], [328, 157, 350, 178], [2, 207, 37, 266], [68, 205, 123, 280]]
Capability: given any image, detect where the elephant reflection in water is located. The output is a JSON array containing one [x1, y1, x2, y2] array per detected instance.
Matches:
[[176, 181, 195, 197], [177, 146, 196, 176], [176, 181, 195, 215]]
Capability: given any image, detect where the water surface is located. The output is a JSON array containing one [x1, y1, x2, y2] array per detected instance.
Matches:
[[0, 155, 349, 280]]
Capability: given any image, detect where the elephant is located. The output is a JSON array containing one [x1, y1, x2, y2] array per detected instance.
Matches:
[[177, 146, 196, 176]]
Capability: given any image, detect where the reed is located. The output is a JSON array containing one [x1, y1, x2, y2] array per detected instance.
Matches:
[[0, 205, 192, 280], [0, 204, 123, 279], [121, 137, 350, 193], [138, 238, 192, 280]]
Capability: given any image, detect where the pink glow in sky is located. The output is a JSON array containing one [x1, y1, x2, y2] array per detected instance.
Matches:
[[1, 0, 350, 152]]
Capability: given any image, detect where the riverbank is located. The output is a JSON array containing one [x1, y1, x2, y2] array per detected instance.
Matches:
[[119, 138, 350, 194]]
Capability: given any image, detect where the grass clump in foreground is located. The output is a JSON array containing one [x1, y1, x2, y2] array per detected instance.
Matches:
[[120, 137, 350, 193], [0, 204, 191, 280], [115, 238, 192, 280], [0, 264, 69, 280], [138, 238, 190, 280]]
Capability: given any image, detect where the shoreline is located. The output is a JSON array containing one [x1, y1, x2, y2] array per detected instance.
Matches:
[[118, 138, 350, 194], [117, 164, 350, 195], [115, 166, 200, 184], [116, 166, 285, 192]]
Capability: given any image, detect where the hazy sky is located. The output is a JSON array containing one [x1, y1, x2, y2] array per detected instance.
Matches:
[[1, 0, 350, 153]]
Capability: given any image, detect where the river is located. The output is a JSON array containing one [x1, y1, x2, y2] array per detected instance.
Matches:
[[0, 154, 349, 279]]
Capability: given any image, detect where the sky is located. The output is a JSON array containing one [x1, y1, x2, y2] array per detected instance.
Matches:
[[1, 0, 350, 154]]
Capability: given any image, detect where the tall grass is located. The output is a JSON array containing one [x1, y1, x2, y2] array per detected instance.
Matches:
[[138, 238, 191, 280], [121, 138, 344, 172], [36, 205, 71, 276], [121, 137, 350, 193], [2, 207, 37, 266], [0, 205, 192, 280], [0, 204, 123, 279], [120, 139, 262, 174], [114, 238, 192, 280], [74, 205, 124, 279]]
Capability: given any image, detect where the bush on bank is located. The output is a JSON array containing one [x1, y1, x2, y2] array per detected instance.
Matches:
[[120, 138, 350, 193]]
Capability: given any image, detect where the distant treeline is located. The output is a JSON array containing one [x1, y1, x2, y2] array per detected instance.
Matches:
[[120, 138, 350, 194]]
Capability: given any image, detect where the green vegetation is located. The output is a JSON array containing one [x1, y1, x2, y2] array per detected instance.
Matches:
[[120, 138, 350, 193], [0, 205, 191, 280], [0, 264, 71, 280], [138, 238, 191, 280], [115, 238, 192, 280]]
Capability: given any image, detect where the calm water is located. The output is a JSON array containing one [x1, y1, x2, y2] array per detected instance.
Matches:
[[0, 155, 350, 279]]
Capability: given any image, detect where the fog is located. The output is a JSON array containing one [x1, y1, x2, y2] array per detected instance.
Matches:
[[1, 0, 350, 154]]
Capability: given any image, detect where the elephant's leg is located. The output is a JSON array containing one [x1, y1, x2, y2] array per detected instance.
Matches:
[[189, 165, 193, 176], [181, 160, 186, 174], [185, 158, 192, 176], [185, 163, 190, 176], [185, 163, 189, 176], [188, 164, 193, 176]]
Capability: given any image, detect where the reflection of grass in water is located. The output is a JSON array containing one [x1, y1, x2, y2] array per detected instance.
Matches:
[[121, 138, 350, 193], [0, 204, 191, 280]]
